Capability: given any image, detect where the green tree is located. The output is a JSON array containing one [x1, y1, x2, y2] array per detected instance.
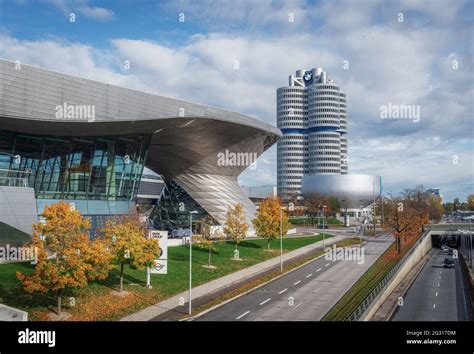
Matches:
[[328, 197, 342, 216], [453, 197, 460, 211]]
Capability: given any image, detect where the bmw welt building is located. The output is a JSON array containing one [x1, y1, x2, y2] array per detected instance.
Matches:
[[0, 59, 281, 237]]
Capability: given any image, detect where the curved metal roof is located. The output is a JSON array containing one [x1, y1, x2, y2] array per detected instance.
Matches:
[[0, 58, 281, 226]]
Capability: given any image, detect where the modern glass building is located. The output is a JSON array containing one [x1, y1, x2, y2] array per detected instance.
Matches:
[[0, 59, 281, 236], [277, 68, 347, 200]]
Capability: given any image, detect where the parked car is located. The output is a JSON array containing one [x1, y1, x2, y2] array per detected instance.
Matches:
[[171, 228, 192, 238], [443, 256, 455, 268]]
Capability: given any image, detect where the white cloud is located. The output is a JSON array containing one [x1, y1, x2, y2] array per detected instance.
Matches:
[[49, 0, 115, 21], [0, 0, 472, 200]]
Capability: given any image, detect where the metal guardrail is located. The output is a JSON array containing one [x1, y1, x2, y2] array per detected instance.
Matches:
[[0, 168, 31, 187], [0, 176, 28, 187], [346, 230, 430, 321]]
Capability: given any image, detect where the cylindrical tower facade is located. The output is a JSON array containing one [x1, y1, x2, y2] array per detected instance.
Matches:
[[308, 82, 342, 175], [277, 85, 306, 200], [277, 68, 348, 200]]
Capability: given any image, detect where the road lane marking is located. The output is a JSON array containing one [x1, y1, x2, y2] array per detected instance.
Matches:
[[291, 303, 302, 311], [439, 276, 441, 279], [306, 273, 313, 278], [325, 263, 330, 267], [278, 288, 288, 294], [314, 287, 322, 293], [437, 283, 440, 287], [433, 304, 436, 309], [316, 268, 322, 272], [236, 311, 250, 319], [435, 292, 438, 297], [259, 298, 271, 306], [294, 280, 302, 285]]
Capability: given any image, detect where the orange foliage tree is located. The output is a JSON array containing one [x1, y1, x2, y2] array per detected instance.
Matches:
[[17, 201, 113, 315], [253, 197, 289, 249], [102, 213, 161, 292], [383, 196, 429, 254], [224, 203, 249, 252], [195, 216, 224, 267]]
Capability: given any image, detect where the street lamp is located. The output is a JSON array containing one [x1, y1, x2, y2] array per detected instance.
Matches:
[[280, 203, 294, 272], [189, 210, 198, 315], [322, 205, 327, 249]]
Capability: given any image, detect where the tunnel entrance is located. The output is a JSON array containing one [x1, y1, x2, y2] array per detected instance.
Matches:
[[431, 233, 460, 248]]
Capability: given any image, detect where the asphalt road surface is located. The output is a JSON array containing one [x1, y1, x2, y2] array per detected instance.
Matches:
[[392, 248, 472, 321], [196, 233, 392, 321]]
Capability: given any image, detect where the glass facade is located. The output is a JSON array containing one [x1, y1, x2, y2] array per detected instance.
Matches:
[[0, 130, 150, 201], [151, 178, 217, 232]]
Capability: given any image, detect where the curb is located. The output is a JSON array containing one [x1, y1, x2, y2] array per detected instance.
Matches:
[[120, 235, 347, 321], [372, 249, 433, 321], [185, 241, 367, 321]]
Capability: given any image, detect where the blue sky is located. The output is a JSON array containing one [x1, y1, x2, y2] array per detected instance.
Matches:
[[0, 0, 472, 202]]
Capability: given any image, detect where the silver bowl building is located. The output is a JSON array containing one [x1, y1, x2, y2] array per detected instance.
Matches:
[[0, 59, 281, 236], [302, 174, 381, 208]]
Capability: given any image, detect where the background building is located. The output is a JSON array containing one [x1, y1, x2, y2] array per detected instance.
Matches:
[[277, 68, 347, 200], [0, 59, 281, 237], [242, 185, 277, 204]]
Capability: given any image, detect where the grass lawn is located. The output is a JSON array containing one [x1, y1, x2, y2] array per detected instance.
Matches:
[[290, 216, 343, 225], [0, 233, 332, 321], [323, 233, 422, 321]]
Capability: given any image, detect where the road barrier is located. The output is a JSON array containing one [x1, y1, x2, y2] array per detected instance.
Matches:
[[347, 230, 430, 321]]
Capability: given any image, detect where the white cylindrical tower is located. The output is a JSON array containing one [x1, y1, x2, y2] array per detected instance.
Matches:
[[277, 67, 348, 200], [307, 80, 342, 175], [276, 84, 307, 200]]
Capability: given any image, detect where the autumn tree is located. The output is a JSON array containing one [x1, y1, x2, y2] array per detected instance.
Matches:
[[467, 194, 474, 211], [304, 194, 335, 225], [102, 213, 161, 293], [17, 201, 113, 315], [195, 216, 223, 268], [426, 195, 444, 222], [383, 196, 429, 254], [253, 197, 289, 249], [224, 203, 249, 252]]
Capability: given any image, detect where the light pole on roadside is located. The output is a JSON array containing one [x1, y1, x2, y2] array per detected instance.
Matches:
[[189, 210, 198, 315], [322, 205, 327, 249], [280, 202, 294, 272]]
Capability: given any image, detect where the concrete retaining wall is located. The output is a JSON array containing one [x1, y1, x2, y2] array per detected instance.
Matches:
[[362, 231, 433, 320], [0, 186, 37, 236]]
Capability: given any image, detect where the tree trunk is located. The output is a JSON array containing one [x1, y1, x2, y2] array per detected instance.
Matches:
[[396, 237, 401, 254], [57, 290, 62, 315], [58, 289, 63, 316], [208, 246, 211, 267], [120, 263, 124, 292], [267, 240, 270, 249]]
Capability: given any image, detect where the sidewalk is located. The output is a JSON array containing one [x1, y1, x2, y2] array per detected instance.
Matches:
[[120, 235, 346, 321]]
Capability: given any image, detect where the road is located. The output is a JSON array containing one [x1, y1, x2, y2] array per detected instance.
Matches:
[[392, 248, 472, 321], [197, 233, 392, 321]]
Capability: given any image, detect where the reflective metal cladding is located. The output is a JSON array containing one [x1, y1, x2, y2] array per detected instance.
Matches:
[[0, 59, 281, 227], [302, 174, 381, 208]]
